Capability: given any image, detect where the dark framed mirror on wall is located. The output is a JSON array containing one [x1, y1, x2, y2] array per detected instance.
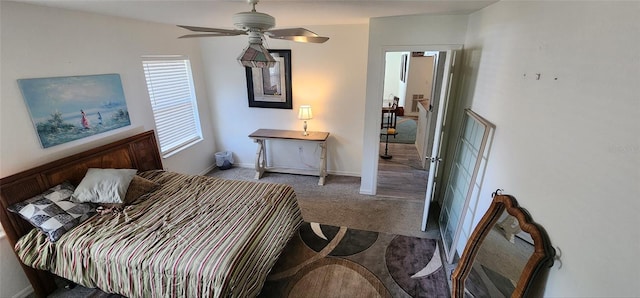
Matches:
[[451, 192, 556, 298]]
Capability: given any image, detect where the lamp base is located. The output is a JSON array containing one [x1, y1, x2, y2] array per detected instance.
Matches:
[[380, 154, 393, 159], [302, 120, 309, 136]]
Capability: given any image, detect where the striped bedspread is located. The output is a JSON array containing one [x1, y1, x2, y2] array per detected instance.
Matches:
[[15, 171, 302, 297]]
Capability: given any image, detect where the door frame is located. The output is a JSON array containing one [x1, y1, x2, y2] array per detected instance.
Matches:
[[360, 44, 463, 196]]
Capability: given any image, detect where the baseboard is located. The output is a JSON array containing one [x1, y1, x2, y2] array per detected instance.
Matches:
[[12, 285, 33, 298], [234, 162, 256, 169], [232, 163, 360, 177], [328, 170, 360, 177], [359, 187, 375, 195], [198, 163, 217, 176]]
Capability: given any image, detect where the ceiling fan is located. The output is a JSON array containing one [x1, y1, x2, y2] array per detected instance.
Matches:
[[177, 0, 329, 68]]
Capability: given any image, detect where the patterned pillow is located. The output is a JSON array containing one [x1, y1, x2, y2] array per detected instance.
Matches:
[[8, 182, 96, 242]]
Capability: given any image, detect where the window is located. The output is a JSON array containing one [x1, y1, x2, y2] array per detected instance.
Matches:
[[142, 57, 202, 157]]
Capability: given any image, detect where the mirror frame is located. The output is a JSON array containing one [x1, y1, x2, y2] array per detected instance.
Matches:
[[451, 193, 555, 298]]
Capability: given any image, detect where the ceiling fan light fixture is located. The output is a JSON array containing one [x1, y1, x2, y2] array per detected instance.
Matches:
[[237, 43, 276, 68], [232, 11, 275, 31], [178, 0, 328, 67]]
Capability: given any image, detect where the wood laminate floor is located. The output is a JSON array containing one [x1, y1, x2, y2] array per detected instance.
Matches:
[[377, 142, 428, 201]]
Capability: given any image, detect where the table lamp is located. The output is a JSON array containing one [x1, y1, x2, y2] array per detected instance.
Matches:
[[298, 105, 313, 136]]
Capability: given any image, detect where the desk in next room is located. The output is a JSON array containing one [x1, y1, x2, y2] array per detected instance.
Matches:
[[248, 129, 330, 185]]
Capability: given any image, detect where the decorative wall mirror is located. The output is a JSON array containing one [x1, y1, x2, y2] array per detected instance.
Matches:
[[451, 192, 555, 298]]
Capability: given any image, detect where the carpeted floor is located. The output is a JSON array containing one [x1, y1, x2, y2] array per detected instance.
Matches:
[[260, 222, 450, 298], [381, 116, 417, 144], [207, 167, 439, 239]]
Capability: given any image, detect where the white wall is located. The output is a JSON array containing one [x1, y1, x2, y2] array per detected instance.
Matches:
[[361, 14, 469, 194], [383, 52, 404, 107], [0, 235, 31, 298], [405, 55, 434, 113], [0, 2, 216, 296], [0, 2, 216, 179], [459, 2, 640, 296], [200, 24, 369, 176]]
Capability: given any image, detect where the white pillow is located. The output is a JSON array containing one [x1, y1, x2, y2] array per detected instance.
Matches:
[[73, 168, 137, 204]]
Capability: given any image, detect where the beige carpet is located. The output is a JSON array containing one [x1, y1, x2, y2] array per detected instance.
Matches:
[[207, 167, 441, 239]]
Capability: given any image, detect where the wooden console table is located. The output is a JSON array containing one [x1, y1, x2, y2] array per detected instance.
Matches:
[[248, 129, 329, 185]]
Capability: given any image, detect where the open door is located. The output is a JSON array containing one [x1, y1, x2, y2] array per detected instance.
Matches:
[[421, 49, 458, 231]]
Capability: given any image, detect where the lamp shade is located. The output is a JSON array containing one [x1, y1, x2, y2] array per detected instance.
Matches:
[[237, 43, 277, 68], [298, 105, 313, 120]]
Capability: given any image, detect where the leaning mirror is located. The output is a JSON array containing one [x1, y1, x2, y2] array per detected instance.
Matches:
[[451, 193, 555, 298]]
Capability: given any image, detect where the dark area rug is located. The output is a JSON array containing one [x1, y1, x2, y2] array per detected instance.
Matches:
[[381, 116, 417, 144], [259, 222, 450, 298]]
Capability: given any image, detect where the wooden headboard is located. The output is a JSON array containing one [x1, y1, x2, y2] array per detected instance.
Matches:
[[0, 130, 163, 297]]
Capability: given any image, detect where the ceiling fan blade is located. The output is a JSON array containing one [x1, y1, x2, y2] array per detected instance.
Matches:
[[269, 35, 330, 43], [265, 28, 320, 37], [177, 25, 245, 35], [179, 33, 244, 39]]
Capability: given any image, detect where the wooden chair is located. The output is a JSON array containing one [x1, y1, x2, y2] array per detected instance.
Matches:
[[381, 96, 399, 129]]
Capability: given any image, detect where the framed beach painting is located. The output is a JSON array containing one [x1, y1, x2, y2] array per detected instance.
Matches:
[[245, 49, 292, 109], [18, 74, 131, 148]]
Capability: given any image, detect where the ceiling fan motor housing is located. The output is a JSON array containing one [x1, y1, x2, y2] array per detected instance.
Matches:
[[233, 11, 275, 31]]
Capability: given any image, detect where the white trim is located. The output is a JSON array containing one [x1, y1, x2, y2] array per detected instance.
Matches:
[[198, 163, 217, 176], [360, 44, 463, 196], [326, 170, 360, 177], [12, 285, 34, 298], [141, 54, 188, 60], [161, 138, 203, 159], [233, 163, 360, 177]]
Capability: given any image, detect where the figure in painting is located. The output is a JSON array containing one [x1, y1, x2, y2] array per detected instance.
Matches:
[[97, 112, 103, 125], [80, 109, 90, 129]]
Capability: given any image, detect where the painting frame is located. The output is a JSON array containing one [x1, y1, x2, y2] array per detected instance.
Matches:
[[400, 53, 408, 83], [17, 73, 131, 148], [245, 49, 292, 109]]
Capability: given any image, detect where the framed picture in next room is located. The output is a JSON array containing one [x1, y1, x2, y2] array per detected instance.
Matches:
[[245, 49, 292, 109]]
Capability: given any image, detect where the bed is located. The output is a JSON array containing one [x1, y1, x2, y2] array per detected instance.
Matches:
[[0, 130, 302, 297]]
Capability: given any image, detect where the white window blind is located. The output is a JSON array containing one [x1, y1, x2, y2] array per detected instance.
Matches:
[[142, 57, 202, 157]]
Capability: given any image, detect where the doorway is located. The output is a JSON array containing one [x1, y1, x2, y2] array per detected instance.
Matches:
[[361, 44, 462, 233], [376, 51, 441, 200]]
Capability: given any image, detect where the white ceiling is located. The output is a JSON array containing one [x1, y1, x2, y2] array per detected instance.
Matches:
[[18, 0, 496, 28]]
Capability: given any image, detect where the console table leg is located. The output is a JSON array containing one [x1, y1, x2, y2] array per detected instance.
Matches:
[[254, 139, 266, 179], [318, 141, 327, 185]]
